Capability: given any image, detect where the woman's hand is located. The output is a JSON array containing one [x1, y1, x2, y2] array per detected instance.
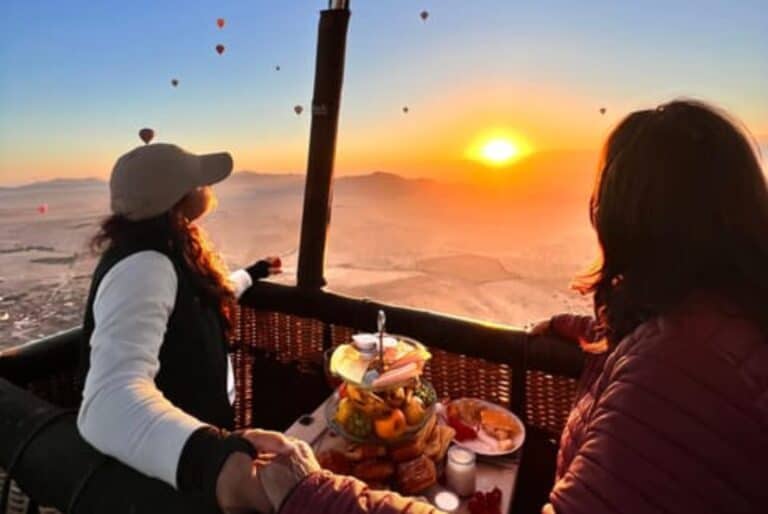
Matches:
[[216, 452, 272, 514], [263, 256, 282, 276], [246, 257, 283, 281], [239, 428, 295, 455], [216, 430, 297, 513], [528, 319, 552, 335], [259, 440, 321, 510]]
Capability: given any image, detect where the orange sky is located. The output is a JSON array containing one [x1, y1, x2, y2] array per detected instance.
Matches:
[[1, 79, 766, 186]]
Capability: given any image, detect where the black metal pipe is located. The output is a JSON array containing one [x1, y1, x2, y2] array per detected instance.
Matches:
[[0, 327, 81, 386], [297, 5, 351, 288]]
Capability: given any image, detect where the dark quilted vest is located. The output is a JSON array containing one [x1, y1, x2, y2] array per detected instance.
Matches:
[[79, 242, 234, 430]]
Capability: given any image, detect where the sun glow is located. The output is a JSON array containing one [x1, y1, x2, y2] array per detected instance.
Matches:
[[481, 139, 518, 164], [466, 132, 531, 168]]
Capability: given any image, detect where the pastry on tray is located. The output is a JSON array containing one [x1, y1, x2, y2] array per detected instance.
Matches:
[[396, 455, 437, 495], [389, 435, 426, 462], [317, 450, 354, 475], [424, 424, 455, 462], [389, 413, 436, 462], [343, 443, 387, 461], [353, 459, 396, 482]]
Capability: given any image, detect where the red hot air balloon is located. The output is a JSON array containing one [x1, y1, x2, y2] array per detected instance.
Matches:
[[420, 10, 429, 21], [37, 204, 48, 215], [171, 79, 179, 87], [217, 18, 225, 29], [294, 105, 304, 116], [216, 44, 225, 55], [139, 128, 155, 144]]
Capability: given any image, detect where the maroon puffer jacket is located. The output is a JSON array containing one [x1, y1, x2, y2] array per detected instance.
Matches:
[[546, 296, 768, 514], [280, 470, 441, 514]]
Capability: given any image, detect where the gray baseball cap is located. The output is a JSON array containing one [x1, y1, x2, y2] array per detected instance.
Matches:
[[110, 143, 233, 221]]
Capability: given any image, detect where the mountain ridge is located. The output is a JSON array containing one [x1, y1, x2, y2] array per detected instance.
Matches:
[[0, 171, 434, 192]]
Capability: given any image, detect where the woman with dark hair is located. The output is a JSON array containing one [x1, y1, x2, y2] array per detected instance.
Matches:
[[77, 143, 291, 512], [534, 100, 768, 514]]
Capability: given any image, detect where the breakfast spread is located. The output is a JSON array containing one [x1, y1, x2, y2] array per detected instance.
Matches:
[[320, 330, 452, 493], [316, 314, 524, 501]]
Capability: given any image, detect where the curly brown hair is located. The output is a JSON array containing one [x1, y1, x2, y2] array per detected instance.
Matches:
[[90, 210, 235, 331], [576, 100, 767, 345]]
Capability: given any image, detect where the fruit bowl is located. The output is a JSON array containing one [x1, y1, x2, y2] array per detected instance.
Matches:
[[324, 380, 438, 445]]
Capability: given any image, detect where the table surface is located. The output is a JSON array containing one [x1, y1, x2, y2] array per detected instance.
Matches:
[[285, 397, 521, 514]]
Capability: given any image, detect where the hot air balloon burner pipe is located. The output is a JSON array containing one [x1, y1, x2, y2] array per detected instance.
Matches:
[[297, 6, 351, 288]]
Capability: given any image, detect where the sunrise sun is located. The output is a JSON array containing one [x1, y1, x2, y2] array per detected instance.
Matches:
[[481, 139, 519, 165], [467, 132, 530, 168]]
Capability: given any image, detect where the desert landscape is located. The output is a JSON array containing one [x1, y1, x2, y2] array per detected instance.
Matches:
[[0, 156, 599, 350]]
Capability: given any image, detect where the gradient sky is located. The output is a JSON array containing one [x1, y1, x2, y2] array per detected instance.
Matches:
[[1, 0, 766, 185]]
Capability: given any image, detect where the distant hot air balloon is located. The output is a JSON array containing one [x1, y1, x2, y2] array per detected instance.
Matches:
[[275, 65, 281, 71], [171, 78, 179, 87], [402, 106, 409, 114], [216, 44, 225, 55], [37, 204, 48, 215], [217, 18, 225, 29], [294, 105, 304, 116], [139, 128, 155, 144], [420, 10, 429, 21], [599, 107, 606, 115]]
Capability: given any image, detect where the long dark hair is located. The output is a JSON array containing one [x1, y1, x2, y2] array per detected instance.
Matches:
[[91, 210, 235, 331], [577, 100, 767, 344]]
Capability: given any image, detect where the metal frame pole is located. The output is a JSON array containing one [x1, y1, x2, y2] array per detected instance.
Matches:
[[296, 2, 351, 288]]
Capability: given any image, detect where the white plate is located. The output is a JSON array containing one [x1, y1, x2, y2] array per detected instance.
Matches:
[[444, 398, 526, 456]]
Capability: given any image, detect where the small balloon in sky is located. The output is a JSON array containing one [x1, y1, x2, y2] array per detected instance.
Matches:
[[294, 105, 304, 116], [139, 128, 155, 145], [171, 78, 179, 87], [599, 107, 607, 115], [402, 106, 409, 114], [420, 10, 429, 22], [217, 18, 225, 29], [275, 65, 281, 71], [37, 204, 48, 215], [216, 44, 226, 55]]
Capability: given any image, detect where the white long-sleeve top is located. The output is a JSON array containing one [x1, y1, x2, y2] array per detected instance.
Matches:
[[76, 250, 253, 489]]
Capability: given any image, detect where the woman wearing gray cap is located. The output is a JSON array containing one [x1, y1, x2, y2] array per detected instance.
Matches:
[[74, 143, 444, 513], [77, 143, 292, 512]]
